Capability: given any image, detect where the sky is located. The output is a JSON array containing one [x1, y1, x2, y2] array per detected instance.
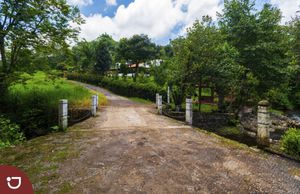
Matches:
[[68, 0, 300, 45]]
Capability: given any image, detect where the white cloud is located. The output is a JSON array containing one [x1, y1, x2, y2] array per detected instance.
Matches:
[[106, 0, 117, 6], [74, 0, 300, 44], [74, 0, 222, 43], [271, 0, 300, 23], [67, 0, 93, 7]]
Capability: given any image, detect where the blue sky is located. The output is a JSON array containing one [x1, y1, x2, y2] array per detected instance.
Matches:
[[68, 0, 300, 45]]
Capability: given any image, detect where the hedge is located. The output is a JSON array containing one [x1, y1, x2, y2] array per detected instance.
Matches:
[[67, 73, 166, 102]]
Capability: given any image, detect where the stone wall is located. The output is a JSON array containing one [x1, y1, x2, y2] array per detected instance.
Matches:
[[240, 112, 300, 140]]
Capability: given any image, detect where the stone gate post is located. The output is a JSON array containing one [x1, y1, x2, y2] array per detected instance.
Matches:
[[186, 98, 193, 125], [158, 95, 163, 115], [96, 95, 99, 110], [91, 95, 97, 117], [257, 100, 270, 146], [59, 99, 68, 130], [156, 93, 159, 108], [167, 86, 170, 104]]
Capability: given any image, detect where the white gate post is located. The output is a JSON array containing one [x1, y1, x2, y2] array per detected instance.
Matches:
[[167, 86, 170, 104], [59, 99, 68, 130], [186, 98, 193, 125], [156, 93, 159, 108], [257, 100, 270, 146], [158, 95, 163, 115], [91, 95, 97, 117], [96, 95, 99, 109]]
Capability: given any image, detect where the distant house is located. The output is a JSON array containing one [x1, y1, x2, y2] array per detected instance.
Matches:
[[110, 59, 163, 77]]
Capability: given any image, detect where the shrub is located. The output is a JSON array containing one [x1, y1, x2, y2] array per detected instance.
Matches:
[[68, 73, 167, 101], [267, 88, 292, 110], [0, 115, 25, 148], [280, 128, 300, 158], [4, 71, 95, 138]]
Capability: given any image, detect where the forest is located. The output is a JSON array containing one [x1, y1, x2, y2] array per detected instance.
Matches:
[[1, 0, 300, 157]]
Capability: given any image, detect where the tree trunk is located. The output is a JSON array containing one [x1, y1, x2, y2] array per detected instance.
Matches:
[[198, 81, 202, 112], [134, 63, 139, 82], [218, 94, 225, 112], [0, 37, 7, 72]]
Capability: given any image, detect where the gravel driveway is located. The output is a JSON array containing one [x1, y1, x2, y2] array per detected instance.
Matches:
[[53, 82, 300, 194]]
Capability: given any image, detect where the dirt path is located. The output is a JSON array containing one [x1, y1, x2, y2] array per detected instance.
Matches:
[[51, 82, 299, 194]]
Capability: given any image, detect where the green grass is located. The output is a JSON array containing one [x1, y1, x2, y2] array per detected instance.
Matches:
[[4, 71, 107, 138], [192, 103, 218, 113], [0, 131, 85, 193], [195, 128, 249, 150], [219, 126, 242, 136], [8, 71, 94, 108], [269, 108, 284, 115], [128, 97, 153, 104]]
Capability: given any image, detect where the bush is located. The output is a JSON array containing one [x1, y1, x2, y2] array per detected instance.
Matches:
[[280, 128, 300, 158], [4, 71, 95, 138], [0, 115, 25, 148], [68, 73, 166, 101], [267, 87, 292, 110]]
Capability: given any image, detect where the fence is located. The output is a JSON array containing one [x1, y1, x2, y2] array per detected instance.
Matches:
[[58, 95, 98, 130], [155, 93, 289, 147]]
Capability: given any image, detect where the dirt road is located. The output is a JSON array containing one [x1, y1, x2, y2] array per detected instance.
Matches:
[[47, 82, 298, 194]]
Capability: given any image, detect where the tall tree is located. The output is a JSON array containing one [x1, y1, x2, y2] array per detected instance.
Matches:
[[0, 0, 83, 72], [219, 0, 291, 108], [187, 17, 242, 111], [117, 34, 157, 81], [72, 40, 96, 71], [94, 34, 116, 75]]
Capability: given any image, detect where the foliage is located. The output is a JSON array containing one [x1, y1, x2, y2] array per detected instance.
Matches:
[[0, 115, 25, 148], [281, 128, 300, 158], [72, 40, 96, 71], [117, 34, 158, 81], [94, 34, 115, 74], [4, 71, 94, 138], [68, 73, 166, 101], [167, 17, 243, 111], [219, 0, 291, 108], [0, 0, 83, 73]]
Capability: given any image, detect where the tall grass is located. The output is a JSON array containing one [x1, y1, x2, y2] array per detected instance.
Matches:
[[4, 71, 100, 138]]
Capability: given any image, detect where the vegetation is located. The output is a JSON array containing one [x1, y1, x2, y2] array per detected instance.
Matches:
[[281, 128, 300, 158], [117, 35, 158, 81], [0, 115, 25, 148], [0, 0, 83, 73], [0, 0, 300, 156], [68, 73, 166, 101], [2, 71, 100, 139]]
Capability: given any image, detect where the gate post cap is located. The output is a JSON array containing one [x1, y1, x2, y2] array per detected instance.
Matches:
[[258, 100, 269, 106]]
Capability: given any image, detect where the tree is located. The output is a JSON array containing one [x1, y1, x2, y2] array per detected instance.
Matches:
[[0, 0, 83, 73], [117, 34, 157, 81], [72, 40, 96, 71], [219, 0, 291, 108], [94, 34, 116, 75], [289, 12, 300, 107], [187, 17, 243, 112]]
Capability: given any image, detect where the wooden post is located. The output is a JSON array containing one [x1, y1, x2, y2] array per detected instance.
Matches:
[[186, 98, 193, 125], [257, 100, 270, 147], [167, 86, 170, 104], [91, 95, 97, 117], [156, 93, 159, 108], [59, 99, 68, 130], [158, 95, 162, 115]]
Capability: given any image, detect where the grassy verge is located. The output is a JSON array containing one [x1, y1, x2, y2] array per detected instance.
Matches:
[[0, 130, 87, 193], [128, 97, 153, 104], [3, 71, 100, 137]]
